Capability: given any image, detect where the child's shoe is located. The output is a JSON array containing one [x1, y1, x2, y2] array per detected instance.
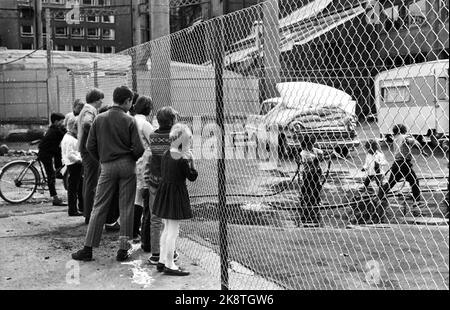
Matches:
[[52, 196, 67, 206], [148, 254, 160, 265], [116, 249, 130, 262]]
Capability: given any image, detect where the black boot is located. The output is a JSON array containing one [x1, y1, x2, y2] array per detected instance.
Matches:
[[72, 246, 92, 261]]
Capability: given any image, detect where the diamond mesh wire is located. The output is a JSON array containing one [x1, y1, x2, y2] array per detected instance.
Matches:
[[50, 0, 448, 289]]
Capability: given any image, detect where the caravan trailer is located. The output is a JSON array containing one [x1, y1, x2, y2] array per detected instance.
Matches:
[[375, 59, 449, 145]]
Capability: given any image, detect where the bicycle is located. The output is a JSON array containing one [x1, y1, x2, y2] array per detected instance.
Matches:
[[0, 140, 68, 204]]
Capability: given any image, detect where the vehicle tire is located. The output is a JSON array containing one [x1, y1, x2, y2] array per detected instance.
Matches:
[[334, 146, 349, 158], [0, 161, 38, 204]]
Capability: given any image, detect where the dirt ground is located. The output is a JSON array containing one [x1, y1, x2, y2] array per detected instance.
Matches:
[[0, 204, 219, 290]]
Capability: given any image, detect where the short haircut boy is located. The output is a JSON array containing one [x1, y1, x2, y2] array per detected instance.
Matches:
[[113, 86, 133, 105], [156, 106, 178, 128], [134, 96, 153, 116], [85, 88, 104, 104], [51, 112, 65, 124]]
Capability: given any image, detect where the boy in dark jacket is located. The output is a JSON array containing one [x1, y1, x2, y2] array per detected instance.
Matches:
[[38, 112, 67, 206]]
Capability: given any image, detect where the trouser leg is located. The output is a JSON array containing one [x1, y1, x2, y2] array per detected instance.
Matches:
[[67, 163, 82, 214], [141, 188, 150, 250], [82, 153, 99, 219], [105, 186, 120, 225], [117, 158, 137, 250], [84, 163, 116, 248], [149, 185, 163, 254], [404, 164, 421, 203], [134, 203, 143, 238], [77, 168, 84, 212], [39, 155, 57, 197]]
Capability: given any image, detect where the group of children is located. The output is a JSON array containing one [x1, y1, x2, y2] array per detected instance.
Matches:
[[298, 123, 430, 225], [37, 85, 434, 271], [38, 88, 198, 276]]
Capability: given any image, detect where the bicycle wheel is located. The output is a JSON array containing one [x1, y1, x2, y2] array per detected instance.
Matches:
[[0, 161, 39, 204]]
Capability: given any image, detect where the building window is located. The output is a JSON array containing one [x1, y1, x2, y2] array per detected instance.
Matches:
[[102, 29, 115, 40], [103, 46, 114, 53], [381, 86, 411, 103], [437, 77, 449, 101], [21, 42, 34, 49], [71, 27, 84, 38], [19, 8, 34, 19], [407, 0, 427, 27], [98, 0, 111, 5], [102, 15, 115, 23], [82, 0, 93, 5], [54, 12, 66, 21], [55, 44, 66, 51], [51, 0, 66, 3], [55, 27, 67, 38], [72, 45, 82, 52], [86, 15, 99, 22], [21, 25, 34, 37], [87, 28, 100, 38], [87, 46, 98, 53], [381, 0, 428, 31]]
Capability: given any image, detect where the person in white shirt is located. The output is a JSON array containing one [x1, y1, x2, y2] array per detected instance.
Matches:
[[361, 139, 388, 192], [61, 117, 83, 217], [133, 95, 155, 240], [377, 124, 429, 217]]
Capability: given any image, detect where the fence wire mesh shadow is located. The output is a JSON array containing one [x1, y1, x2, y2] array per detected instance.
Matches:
[[1, 0, 449, 290]]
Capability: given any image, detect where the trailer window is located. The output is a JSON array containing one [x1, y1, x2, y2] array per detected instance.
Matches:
[[437, 77, 449, 100], [381, 86, 410, 103]]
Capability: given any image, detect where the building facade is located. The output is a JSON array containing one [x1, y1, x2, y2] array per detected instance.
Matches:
[[0, 0, 136, 53]]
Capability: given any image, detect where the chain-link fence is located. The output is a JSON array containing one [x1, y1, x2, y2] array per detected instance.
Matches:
[[1, 0, 449, 290]]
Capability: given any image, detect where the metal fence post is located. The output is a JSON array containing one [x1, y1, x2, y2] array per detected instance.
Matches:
[[131, 49, 138, 92], [93, 61, 99, 88], [214, 17, 228, 291]]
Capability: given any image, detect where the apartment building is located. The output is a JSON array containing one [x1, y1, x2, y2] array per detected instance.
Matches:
[[0, 0, 135, 53]]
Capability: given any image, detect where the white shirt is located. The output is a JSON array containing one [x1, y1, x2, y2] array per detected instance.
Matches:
[[393, 134, 420, 161], [134, 114, 155, 190], [300, 148, 323, 171], [61, 133, 82, 166], [363, 150, 388, 176]]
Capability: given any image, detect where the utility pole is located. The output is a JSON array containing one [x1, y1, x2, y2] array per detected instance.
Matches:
[[45, 8, 52, 78], [149, 0, 171, 110], [35, 0, 43, 49], [132, 0, 141, 46], [46, 8, 54, 118], [261, 0, 280, 100]]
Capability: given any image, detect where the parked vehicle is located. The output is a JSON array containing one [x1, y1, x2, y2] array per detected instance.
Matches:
[[375, 59, 449, 146], [242, 82, 360, 157]]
